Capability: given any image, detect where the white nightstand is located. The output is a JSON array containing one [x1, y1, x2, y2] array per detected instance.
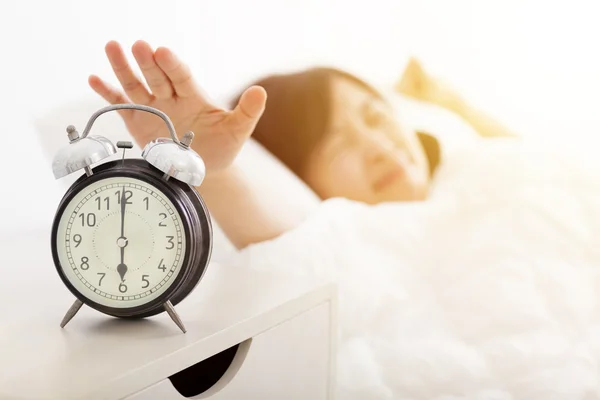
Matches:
[[0, 228, 338, 400]]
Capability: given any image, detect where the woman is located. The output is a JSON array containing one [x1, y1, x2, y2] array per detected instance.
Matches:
[[88, 40, 517, 248]]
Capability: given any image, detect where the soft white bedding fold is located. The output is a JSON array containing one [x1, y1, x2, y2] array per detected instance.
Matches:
[[224, 139, 600, 400]]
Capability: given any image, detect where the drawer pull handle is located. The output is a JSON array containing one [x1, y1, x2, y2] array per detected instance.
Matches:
[[168, 339, 252, 398]]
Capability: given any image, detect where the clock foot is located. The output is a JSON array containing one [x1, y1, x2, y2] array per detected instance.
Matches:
[[60, 299, 84, 328], [164, 300, 187, 334]]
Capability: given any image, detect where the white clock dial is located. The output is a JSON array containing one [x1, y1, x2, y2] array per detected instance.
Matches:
[[55, 176, 187, 309]]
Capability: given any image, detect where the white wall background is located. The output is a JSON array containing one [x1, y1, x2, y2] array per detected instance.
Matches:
[[2, 0, 599, 136], [0, 0, 599, 229]]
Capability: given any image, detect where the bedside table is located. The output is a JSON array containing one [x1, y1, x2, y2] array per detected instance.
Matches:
[[0, 228, 338, 400]]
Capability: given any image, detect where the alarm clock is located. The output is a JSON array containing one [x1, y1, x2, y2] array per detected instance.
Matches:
[[50, 104, 212, 333]]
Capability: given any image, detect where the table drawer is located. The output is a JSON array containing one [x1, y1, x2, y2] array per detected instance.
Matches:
[[123, 301, 334, 399]]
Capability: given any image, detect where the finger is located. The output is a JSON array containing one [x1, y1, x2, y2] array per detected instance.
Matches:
[[104, 40, 152, 103], [224, 85, 267, 139], [89, 75, 130, 104], [131, 40, 174, 99], [154, 46, 200, 99], [88, 75, 133, 118]]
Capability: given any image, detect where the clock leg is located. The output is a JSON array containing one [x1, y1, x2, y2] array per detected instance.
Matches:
[[164, 300, 187, 334], [60, 299, 84, 328]]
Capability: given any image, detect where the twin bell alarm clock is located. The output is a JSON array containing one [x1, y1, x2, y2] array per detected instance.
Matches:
[[50, 104, 212, 333]]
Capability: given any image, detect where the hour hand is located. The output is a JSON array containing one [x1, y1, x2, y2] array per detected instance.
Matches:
[[117, 262, 128, 282], [117, 243, 128, 281]]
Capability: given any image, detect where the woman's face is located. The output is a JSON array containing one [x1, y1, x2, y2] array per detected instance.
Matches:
[[302, 77, 431, 204]]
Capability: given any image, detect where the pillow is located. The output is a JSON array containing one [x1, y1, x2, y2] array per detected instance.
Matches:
[[235, 137, 320, 203]]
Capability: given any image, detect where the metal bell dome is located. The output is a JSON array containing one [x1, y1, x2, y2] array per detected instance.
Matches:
[[142, 131, 206, 187], [52, 126, 116, 179]]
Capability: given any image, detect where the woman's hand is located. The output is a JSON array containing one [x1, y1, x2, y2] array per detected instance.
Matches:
[[89, 40, 267, 173]]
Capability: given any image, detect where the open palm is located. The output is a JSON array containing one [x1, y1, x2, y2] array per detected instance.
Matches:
[[89, 40, 266, 172]]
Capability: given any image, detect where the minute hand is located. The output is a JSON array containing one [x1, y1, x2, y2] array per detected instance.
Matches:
[[120, 187, 126, 238], [117, 187, 128, 282]]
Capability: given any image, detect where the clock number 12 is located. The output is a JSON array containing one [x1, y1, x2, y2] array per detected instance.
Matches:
[[115, 190, 133, 204]]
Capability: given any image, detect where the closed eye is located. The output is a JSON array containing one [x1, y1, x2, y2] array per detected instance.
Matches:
[[363, 100, 391, 129]]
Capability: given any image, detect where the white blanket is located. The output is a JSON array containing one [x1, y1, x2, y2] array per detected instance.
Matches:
[[224, 138, 600, 400]]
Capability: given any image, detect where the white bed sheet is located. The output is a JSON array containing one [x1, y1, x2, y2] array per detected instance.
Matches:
[[224, 138, 600, 400]]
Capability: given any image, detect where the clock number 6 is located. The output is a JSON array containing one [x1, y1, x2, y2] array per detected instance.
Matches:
[[119, 282, 128, 293]]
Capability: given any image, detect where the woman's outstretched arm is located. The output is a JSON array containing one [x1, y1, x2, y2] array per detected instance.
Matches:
[[197, 163, 317, 249], [89, 40, 307, 249]]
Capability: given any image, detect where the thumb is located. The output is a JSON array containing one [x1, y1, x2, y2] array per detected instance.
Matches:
[[227, 85, 267, 136]]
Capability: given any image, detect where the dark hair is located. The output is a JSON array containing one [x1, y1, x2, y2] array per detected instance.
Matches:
[[230, 67, 384, 178]]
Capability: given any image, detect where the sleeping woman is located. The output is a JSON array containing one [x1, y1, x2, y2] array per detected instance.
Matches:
[[88, 40, 519, 249]]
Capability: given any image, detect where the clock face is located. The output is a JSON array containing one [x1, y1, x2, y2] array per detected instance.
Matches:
[[55, 176, 187, 309]]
